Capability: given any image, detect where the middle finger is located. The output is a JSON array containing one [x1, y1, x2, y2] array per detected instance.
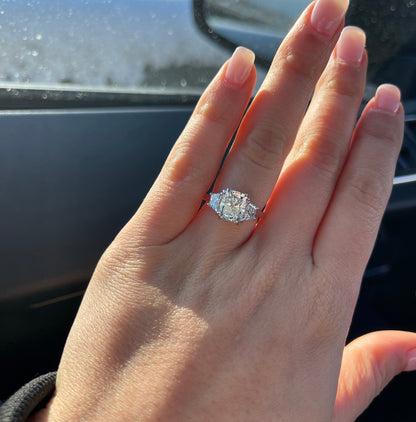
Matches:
[[197, 0, 349, 241]]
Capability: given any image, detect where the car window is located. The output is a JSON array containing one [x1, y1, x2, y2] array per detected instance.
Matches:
[[0, 0, 231, 97], [205, 0, 310, 37]]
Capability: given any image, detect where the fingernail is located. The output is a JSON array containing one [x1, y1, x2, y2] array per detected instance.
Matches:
[[404, 348, 416, 372], [374, 84, 401, 114], [311, 0, 349, 37], [336, 26, 366, 64], [224, 47, 255, 86]]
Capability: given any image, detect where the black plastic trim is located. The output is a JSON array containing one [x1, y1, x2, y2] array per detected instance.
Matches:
[[0, 86, 200, 110]]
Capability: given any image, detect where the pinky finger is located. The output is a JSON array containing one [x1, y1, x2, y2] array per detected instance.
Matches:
[[313, 84, 404, 277]]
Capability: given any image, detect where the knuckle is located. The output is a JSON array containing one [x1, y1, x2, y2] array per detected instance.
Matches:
[[240, 124, 285, 171], [322, 62, 365, 99], [346, 167, 390, 216], [301, 134, 343, 178], [193, 93, 230, 127], [360, 120, 402, 149], [279, 50, 317, 80], [165, 141, 199, 185], [275, 30, 328, 82], [325, 73, 363, 100]]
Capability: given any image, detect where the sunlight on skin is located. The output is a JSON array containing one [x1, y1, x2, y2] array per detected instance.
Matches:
[[29, 1, 415, 421]]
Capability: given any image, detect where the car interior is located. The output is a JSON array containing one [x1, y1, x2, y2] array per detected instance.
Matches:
[[1, 0, 415, 420]]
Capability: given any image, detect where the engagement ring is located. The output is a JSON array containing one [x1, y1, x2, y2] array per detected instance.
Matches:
[[206, 189, 263, 223]]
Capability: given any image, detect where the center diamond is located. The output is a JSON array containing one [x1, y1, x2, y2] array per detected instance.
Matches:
[[208, 189, 258, 223], [221, 190, 247, 222]]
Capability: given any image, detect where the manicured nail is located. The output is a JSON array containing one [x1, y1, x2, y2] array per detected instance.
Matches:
[[374, 84, 401, 114], [311, 0, 349, 37], [404, 348, 416, 372], [225, 47, 255, 86], [336, 26, 366, 64]]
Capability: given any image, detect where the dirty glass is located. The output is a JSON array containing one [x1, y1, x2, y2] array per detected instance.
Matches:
[[0, 0, 230, 94]]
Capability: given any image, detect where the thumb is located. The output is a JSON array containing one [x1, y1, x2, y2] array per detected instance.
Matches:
[[332, 330, 416, 422]]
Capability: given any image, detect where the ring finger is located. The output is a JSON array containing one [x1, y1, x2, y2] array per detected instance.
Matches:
[[194, 0, 349, 242]]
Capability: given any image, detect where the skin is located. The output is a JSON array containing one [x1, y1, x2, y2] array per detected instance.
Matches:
[[32, 2, 416, 421]]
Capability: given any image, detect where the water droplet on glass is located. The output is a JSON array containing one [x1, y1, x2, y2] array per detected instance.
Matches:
[[390, 5, 397, 11], [36, 34, 42, 40], [180, 79, 187, 88], [31, 50, 39, 57], [167, 30, 173, 36]]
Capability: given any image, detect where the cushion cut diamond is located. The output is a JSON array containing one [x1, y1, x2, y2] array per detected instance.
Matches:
[[208, 189, 259, 223]]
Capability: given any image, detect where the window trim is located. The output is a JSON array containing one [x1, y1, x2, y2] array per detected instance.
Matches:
[[0, 84, 201, 110]]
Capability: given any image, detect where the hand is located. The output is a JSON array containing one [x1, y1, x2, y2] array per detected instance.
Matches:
[[32, 0, 416, 421]]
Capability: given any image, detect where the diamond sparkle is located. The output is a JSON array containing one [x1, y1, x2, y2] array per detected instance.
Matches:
[[208, 189, 258, 223]]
